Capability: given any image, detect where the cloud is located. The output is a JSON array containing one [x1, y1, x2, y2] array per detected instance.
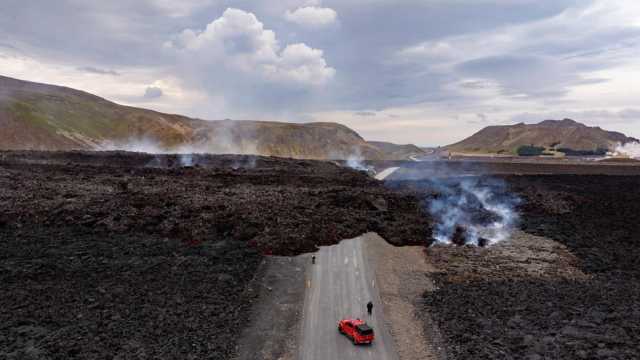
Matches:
[[2, 0, 640, 144], [146, 0, 213, 17], [459, 80, 498, 90], [457, 55, 577, 98], [144, 86, 163, 99], [0, 42, 17, 50], [167, 8, 335, 87], [399, 41, 454, 60], [77, 66, 120, 76], [161, 7, 336, 116], [284, 6, 337, 27], [512, 109, 640, 124], [396, 0, 640, 102], [354, 111, 376, 117]]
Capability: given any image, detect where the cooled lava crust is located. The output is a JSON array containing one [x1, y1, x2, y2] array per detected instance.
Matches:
[[0, 151, 429, 359]]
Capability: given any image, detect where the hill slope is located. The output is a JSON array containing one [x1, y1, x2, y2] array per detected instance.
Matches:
[[366, 141, 427, 160], [0, 75, 401, 160], [447, 119, 637, 155]]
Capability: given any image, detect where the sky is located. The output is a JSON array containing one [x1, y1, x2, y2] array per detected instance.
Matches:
[[1, 0, 640, 146]]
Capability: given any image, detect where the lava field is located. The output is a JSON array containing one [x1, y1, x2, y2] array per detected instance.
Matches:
[[394, 175, 640, 359], [3, 151, 640, 359], [0, 151, 429, 359]]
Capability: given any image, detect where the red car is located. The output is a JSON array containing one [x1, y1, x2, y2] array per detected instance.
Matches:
[[338, 318, 375, 345]]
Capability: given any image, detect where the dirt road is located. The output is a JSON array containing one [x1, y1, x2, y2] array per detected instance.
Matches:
[[299, 234, 399, 360]]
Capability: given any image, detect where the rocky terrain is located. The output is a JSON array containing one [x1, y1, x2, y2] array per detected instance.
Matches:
[[446, 119, 637, 155], [0, 151, 429, 359], [390, 174, 640, 359], [3, 150, 640, 359]]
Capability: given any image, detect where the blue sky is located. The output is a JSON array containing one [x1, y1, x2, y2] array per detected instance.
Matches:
[[1, 0, 639, 145]]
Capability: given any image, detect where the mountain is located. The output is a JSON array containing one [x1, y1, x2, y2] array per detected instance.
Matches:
[[0, 75, 198, 151], [366, 141, 427, 160], [0, 75, 411, 160], [447, 119, 638, 155]]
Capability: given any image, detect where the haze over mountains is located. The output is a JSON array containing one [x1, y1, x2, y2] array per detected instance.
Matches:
[[447, 119, 638, 155], [0, 75, 422, 160], [1, 75, 638, 159]]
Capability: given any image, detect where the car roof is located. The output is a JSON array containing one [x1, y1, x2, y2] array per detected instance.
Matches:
[[344, 318, 367, 326]]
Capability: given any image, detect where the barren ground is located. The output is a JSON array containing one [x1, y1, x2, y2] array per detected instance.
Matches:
[[234, 256, 307, 360]]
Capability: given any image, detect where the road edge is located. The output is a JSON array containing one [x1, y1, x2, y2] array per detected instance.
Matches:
[[364, 232, 447, 360]]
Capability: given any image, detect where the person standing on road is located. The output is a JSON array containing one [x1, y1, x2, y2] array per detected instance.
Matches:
[[367, 301, 373, 315], [312, 255, 316, 264]]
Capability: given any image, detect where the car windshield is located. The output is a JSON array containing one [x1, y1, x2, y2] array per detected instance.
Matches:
[[356, 324, 373, 335]]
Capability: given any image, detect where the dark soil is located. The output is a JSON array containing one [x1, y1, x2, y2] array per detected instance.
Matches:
[[392, 174, 640, 360], [0, 151, 430, 359], [0, 229, 261, 359], [512, 175, 640, 275], [425, 276, 640, 360]]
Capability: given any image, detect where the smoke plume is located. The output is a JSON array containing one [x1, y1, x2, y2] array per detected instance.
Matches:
[[344, 146, 375, 174], [613, 141, 640, 159], [97, 121, 263, 168], [99, 138, 203, 167], [389, 161, 520, 246], [428, 176, 520, 246]]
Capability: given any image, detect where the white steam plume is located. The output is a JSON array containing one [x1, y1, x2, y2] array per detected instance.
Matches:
[[613, 141, 640, 159], [425, 176, 520, 246], [96, 121, 262, 168], [344, 146, 376, 174]]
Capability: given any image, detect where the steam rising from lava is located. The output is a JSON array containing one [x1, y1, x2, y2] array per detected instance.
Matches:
[[428, 176, 520, 246], [344, 146, 375, 174], [613, 141, 640, 159]]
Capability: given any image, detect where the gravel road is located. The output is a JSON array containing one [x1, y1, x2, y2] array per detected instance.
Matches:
[[375, 167, 400, 181], [299, 234, 399, 360]]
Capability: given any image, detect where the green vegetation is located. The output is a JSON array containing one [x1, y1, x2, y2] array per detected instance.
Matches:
[[6, 94, 123, 139], [7, 101, 57, 131], [517, 145, 546, 156]]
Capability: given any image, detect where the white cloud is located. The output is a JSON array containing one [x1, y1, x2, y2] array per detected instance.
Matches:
[[284, 6, 338, 27], [168, 8, 335, 87], [275, 43, 335, 85], [399, 41, 455, 60]]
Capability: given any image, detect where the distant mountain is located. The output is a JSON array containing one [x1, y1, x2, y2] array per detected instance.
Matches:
[[0, 75, 416, 160], [366, 141, 427, 160], [447, 119, 638, 155]]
